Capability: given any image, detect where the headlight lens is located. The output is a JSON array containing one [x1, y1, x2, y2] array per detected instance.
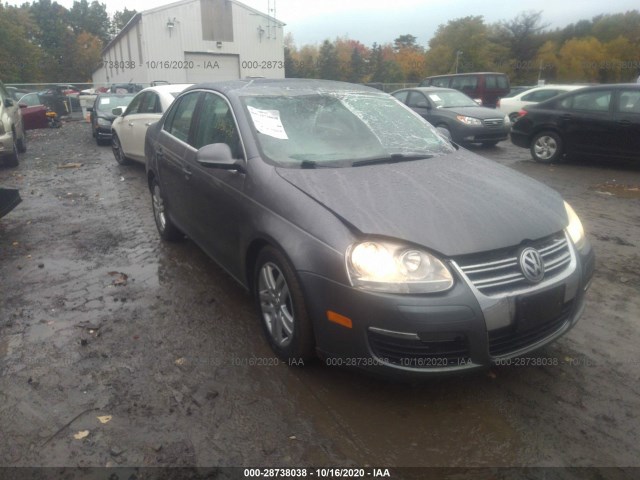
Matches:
[[564, 201, 585, 250], [97, 117, 111, 127], [456, 115, 482, 126], [346, 240, 454, 294]]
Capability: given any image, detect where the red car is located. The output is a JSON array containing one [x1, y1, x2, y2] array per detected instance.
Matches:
[[17, 93, 49, 130]]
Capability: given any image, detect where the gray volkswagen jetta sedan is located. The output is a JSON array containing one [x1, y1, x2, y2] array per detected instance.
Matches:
[[145, 79, 595, 378]]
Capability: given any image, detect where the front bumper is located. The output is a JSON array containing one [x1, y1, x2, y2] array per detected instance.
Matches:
[[301, 238, 595, 378], [95, 124, 113, 140], [0, 131, 14, 157], [456, 124, 510, 144]]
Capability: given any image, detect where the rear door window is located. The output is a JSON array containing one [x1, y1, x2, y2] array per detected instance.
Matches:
[[522, 89, 561, 102], [618, 90, 640, 114], [163, 92, 201, 144], [560, 90, 612, 112], [431, 77, 450, 88], [392, 91, 409, 104]]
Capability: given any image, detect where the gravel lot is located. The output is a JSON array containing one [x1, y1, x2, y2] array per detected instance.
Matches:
[[0, 120, 639, 476]]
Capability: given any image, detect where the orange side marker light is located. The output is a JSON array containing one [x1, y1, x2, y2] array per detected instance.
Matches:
[[326, 310, 353, 329]]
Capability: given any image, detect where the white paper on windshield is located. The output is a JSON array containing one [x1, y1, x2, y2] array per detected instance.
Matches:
[[100, 98, 111, 105], [248, 106, 288, 140], [428, 94, 442, 102]]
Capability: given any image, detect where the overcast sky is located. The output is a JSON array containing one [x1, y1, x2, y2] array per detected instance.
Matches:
[[17, 0, 640, 46]]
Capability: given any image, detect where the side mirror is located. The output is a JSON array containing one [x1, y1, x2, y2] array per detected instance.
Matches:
[[112, 107, 123, 116], [436, 126, 452, 142], [87, 106, 94, 112], [19, 103, 27, 109], [196, 143, 245, 172]]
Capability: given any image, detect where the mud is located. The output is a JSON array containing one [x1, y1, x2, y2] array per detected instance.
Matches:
[[1, 122, 639, 471]]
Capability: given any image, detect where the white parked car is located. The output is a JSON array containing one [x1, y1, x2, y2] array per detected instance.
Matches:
[[497, 85, 585, 122], [111, 84, 192, 165]]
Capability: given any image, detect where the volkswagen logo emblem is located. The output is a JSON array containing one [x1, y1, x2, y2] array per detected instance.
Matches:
[[520, 248, 545, 283]]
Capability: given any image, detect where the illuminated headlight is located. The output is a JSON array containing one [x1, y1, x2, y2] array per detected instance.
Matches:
[[97, 117, 111, 127], [564, 201, 585, 250], [346, 240, 454, 294], [456, 115, 482, 126]]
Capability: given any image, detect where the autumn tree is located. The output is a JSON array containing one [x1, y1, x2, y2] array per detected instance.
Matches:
[[557, 37, 607, 82]]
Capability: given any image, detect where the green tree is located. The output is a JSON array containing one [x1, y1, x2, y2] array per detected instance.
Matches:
[[394, 34, 420, 52], [69, 0, 109, 44], [0, 4, 44, 82], [317, 40, 340, 80], [425, 16, 496, 74], [110, 7, 137, 37], [493, 11, 548, 83]]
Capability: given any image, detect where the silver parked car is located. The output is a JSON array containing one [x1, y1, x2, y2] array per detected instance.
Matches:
[[0, 80, 26, 167]]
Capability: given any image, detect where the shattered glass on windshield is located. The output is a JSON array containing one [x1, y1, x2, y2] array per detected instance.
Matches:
[[243, 93, 454, 167]]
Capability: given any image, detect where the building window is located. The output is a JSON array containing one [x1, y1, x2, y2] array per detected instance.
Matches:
[[201, 0, 234, 42]]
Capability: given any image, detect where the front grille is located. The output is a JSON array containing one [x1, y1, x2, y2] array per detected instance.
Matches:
[[455, 232, 572, 297], [368, 330, 471, 368], [489, 301, 574, 357], [483, 118, 504, 128]]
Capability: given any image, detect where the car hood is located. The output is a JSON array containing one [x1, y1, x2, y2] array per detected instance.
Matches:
[[98, 113, 117, 122], [276, 151, 568, 256], [440, 106, 505, 119]]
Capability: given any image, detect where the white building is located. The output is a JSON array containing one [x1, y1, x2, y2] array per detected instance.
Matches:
[[92, 0, 285, 86]]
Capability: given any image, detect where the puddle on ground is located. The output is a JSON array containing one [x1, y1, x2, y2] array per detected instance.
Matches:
[[591, 183, 640, 199]]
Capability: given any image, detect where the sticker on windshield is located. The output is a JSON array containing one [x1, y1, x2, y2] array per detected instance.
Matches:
[[100, 98, 111, 105], [428, 94, 442, 102], [247, 106, 288, 140]]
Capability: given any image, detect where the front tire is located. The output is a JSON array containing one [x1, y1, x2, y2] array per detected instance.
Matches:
[[4, 134, 19, 167], [16, 130, 26, 153], [530, 131, 563, 163], [112, 134, 131, 165], [151, 179, 183, 241], [254, 247, 315, 362]]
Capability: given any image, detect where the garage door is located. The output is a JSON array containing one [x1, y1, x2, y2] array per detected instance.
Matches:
[[184, 53, 240, 83]]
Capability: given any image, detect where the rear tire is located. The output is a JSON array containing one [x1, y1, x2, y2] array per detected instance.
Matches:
[[112, 134, 131, 165], [254, 246, 315, 362], [530, 131, 563, 163], [151, 179, 183, 241]]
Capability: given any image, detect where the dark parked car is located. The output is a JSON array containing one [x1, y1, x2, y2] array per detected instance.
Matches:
[[145, 79, 594, 378], [392, 87, 511, 146], [511, 84, 640, 163], [88, 93, 136, 145]]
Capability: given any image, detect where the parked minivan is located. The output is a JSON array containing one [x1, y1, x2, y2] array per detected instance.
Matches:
[[419, 72, 510, 108]]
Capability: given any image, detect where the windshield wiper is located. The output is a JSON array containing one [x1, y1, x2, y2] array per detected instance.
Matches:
[[352, 153, 433, 167]]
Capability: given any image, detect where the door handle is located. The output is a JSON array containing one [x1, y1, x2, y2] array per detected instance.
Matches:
[[182, 167, 192, 179], [155, 148, 164, 159]]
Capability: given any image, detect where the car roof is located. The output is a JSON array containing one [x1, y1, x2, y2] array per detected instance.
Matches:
[[394, 87, 459, 94], [182, 79, 385, 98], [139, 84, 193, 95]]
